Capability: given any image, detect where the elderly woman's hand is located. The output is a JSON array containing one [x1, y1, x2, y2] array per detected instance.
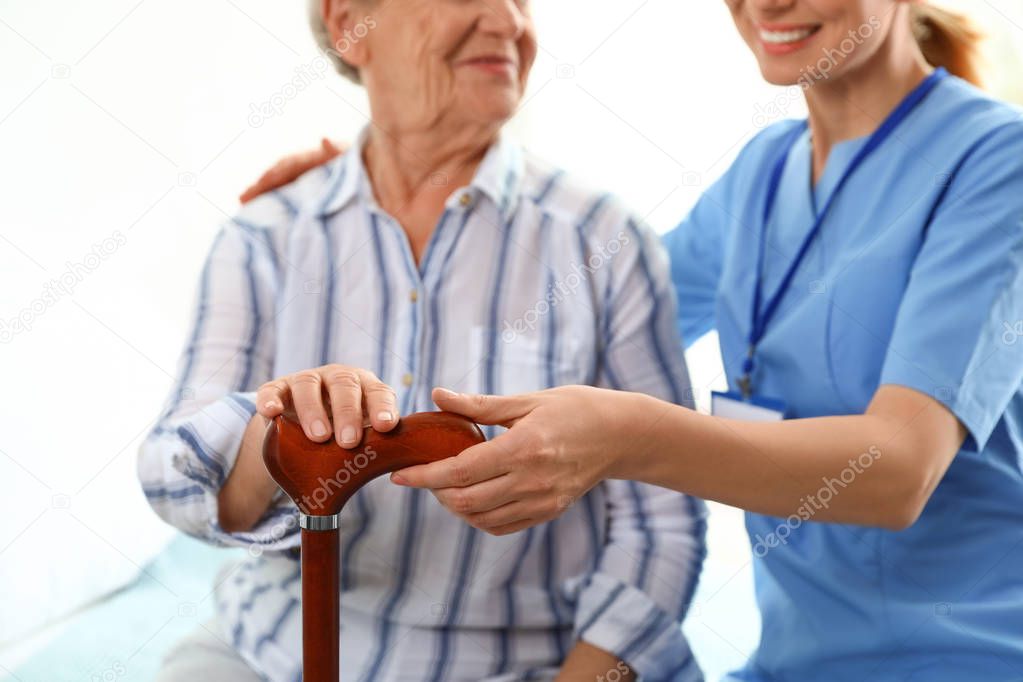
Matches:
[[390, 386, 641, 535], [256, 364, 398, 448], [239, 138, 345, 204]]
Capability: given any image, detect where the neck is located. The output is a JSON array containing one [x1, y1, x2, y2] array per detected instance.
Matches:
[[804, 24, 931, 182], [362, 119, 498, 219]]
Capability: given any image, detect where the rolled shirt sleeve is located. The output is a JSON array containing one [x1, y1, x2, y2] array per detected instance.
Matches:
[[879, 120, 1023, 451], [571, 211, 708, 679], [137, 211, 301, 551], [572, 484, 707, 678]]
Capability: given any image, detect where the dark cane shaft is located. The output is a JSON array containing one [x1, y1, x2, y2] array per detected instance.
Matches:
[[301, 527, 339, 682], [263, 411, 485, 681]]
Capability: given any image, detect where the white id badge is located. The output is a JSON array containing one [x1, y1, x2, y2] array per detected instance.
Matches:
[[711, 391, 786, 422]]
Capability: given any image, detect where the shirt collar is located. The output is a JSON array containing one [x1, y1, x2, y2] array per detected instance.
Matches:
[[461, 133, 523, 224], [315, 127, 371, 217], [316, 126, 523, 224]]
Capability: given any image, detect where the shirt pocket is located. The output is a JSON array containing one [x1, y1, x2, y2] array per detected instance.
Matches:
[[825, 256, 908, 411], [469, 325, 588, 396]]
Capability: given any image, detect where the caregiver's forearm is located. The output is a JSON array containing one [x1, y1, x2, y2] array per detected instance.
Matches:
[[614, 388, 961, 531], [217, 413, 280, 532], [556, 642, 635, 682]]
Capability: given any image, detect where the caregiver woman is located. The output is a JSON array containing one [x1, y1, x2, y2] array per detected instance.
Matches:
[[245, 0, 1023, 679], [393, 2, 1023, 681]]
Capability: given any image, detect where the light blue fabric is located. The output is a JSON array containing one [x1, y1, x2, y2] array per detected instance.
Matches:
[[8, 537, 243, 682], [664, 74, 1023, 681]]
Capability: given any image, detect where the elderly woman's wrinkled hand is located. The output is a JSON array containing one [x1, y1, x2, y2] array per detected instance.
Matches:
[[256, 363, 398, 448]]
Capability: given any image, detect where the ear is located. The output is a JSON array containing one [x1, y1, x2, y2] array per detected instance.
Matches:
[[321, 0, 371, 71]]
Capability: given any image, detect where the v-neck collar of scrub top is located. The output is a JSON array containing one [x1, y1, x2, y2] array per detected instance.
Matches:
[[796, 128, 871, 216], [764, 129, 871, 275], [749, 127, 872, 343]]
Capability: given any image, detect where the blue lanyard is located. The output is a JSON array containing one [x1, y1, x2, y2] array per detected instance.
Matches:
[[738, 67, 947, 399]]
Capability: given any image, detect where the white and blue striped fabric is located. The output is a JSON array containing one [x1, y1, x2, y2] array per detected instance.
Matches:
[[137, 129, 708, 682]]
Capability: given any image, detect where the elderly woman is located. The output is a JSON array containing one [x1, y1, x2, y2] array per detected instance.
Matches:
[[139, 1, 706, 680]]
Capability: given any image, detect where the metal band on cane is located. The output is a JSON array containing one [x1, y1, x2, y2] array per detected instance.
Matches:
[[299, 513, 340, 531]]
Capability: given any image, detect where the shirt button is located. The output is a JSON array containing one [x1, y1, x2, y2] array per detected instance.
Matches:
[[409, 289, 419, 303], [402, 373, 414, 387], [459, 193, 472, 207]]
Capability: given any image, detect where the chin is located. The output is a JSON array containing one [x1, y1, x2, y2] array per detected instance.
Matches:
[[758, 63, 805, 87], [472, 107, 516, 129], [466, 90, 520, 126], [743, 28, 834, 89], [751, 48, 825, 88]]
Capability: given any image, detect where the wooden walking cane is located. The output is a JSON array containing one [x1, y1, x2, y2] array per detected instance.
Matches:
[[262, 411, 485, 682]]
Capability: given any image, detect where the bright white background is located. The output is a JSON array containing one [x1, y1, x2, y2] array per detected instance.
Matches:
[[1, 0, 1021, 676]]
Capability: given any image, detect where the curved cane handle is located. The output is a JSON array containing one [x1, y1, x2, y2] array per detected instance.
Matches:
[[262, 411, 485, 518]]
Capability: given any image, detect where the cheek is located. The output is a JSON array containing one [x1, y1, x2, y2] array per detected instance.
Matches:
[[726, 4, 756, 47], [803, 0, 848, 13], [401, 8, 453, 66], [818, 7, 888, 71], [519, 34, 538, 82], [808, 0, 876, 41]]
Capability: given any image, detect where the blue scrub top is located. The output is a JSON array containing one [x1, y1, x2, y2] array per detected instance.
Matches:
[[664, 75, 1023, 681]]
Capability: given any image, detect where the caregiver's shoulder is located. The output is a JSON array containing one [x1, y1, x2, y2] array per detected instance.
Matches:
[[934, 75, 1023, 134], [684, 117, 807, 200], [735, 117, 807, 165]]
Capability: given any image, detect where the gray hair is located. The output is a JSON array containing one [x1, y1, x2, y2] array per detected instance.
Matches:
[[307, 0, 362, 84]]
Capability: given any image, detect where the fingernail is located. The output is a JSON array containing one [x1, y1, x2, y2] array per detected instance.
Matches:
[[264, 400, 281, 411], [436, 388, 460, 399], [341, 426, 357, 444], [391, 472, 408, 485], [311, 420, 327, 438], [377, 411, 394, 423]]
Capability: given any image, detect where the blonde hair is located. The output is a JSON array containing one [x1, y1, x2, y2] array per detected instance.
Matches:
[[911, 4, 985, 87]]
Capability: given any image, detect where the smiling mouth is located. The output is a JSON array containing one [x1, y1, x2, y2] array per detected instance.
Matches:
[[462, 56, 516, 68], [457, 56, 519, 79], [757, 24, 821, 46]]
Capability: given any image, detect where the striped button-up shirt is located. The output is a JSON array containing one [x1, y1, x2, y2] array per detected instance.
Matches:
[[138, 129, 707, 682]]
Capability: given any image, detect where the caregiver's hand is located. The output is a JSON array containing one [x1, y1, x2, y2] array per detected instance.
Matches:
[[239, 137, 345, 204], [256, 364, 398, 448], [390, 386, 638, 535]]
